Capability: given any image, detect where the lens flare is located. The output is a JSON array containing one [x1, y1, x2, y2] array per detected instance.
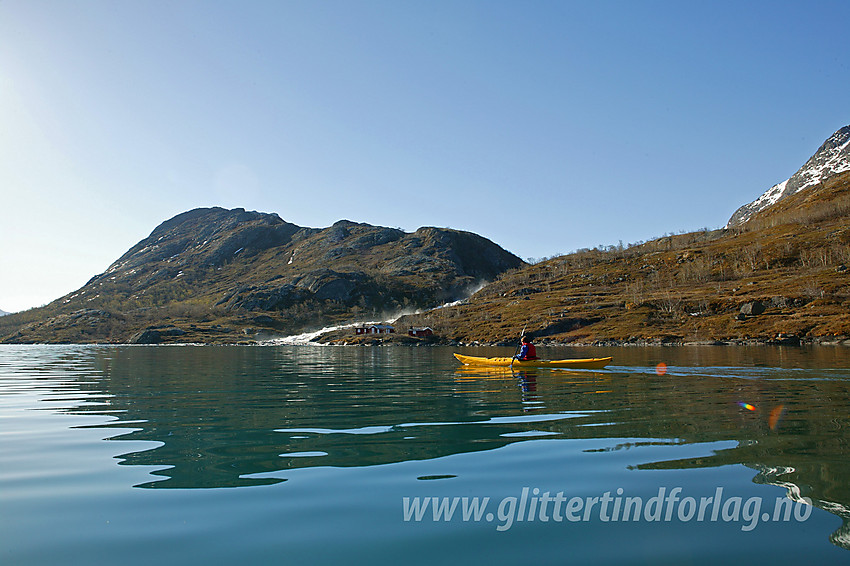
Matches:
[[769, 405, 786, 430], [655, 362, 667, 376], [738, 402, 756, 411]]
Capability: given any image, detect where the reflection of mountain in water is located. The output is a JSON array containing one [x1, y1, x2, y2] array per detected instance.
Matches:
[[628, 380, 850, 553], [77, 348, 583, 488], [751, 465, 850, 551], [61, 346, 850, 551]]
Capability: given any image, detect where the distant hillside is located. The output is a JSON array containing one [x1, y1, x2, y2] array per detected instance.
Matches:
[[0, 309, 10, 317], [0, 208, 524, 344], [395, 170, 850, 346]]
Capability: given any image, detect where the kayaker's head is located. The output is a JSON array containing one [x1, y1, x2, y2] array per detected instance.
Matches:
[[521, 334, 532, 343]]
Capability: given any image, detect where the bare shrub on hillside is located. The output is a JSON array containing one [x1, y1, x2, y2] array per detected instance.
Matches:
[[569, 250, 603, 269], [742, 243, 763, 271], [656, 291, 682, 315], [626, 280, 646, 305], [648, 269, 678, 293], [676, 255, 714, 284], [831, 244, 850, 265], [800, 247, 833, 269], [712, 256, 732, 281], [727, 244, 764, 278]]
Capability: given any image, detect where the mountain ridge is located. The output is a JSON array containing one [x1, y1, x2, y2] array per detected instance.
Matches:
[[5, 125, 850, 346], [728, 125, 850, 227], [0, 208, 524, 343]]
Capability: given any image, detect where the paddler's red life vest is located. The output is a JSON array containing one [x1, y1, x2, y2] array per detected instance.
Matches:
[[520, 342, 537, 360]]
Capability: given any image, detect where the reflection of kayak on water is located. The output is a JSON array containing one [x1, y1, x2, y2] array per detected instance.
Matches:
[[453, 353, 613, 369], [453, 366, 609, 382], [453, 365, 540, 380]]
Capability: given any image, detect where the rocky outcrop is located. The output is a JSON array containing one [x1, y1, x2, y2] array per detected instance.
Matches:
[[129, 326, 187, 344], [739, 301, 766, 317], [218, 284, 311, 311]]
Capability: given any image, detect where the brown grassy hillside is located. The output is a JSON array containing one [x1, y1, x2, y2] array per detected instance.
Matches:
[[396, 171, 850, 345]]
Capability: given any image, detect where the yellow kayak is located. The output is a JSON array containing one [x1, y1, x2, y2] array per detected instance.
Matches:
[[453, 353, 612, 369]]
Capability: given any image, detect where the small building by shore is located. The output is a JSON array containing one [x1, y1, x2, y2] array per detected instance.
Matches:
[[355, 324, 395, 335], [408, 327, 434, 338]]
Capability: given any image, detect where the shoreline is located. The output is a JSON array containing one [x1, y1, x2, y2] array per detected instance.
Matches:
[[2, 340, 850, 347], [3, 333, 850, 348]]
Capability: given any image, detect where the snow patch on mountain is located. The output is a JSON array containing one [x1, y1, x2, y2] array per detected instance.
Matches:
[[728, 125, 850, 227]]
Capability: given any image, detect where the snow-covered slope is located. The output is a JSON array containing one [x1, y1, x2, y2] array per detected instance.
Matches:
[[728, 125, 850, 227]]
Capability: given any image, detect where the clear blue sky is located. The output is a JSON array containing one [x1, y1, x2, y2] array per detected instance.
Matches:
[[1, 0, 848, 313]]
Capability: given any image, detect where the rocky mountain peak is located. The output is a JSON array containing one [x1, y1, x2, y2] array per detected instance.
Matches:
[[728, 125, 850, 227], [101, 207, 302, 278], [1, 207, 525, 343]]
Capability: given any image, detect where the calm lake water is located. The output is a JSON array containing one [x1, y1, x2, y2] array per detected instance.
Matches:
[[2, 344, 849, 565]]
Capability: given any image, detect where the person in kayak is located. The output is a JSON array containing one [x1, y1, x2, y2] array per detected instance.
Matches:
[[514, 335, 538, 361]]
